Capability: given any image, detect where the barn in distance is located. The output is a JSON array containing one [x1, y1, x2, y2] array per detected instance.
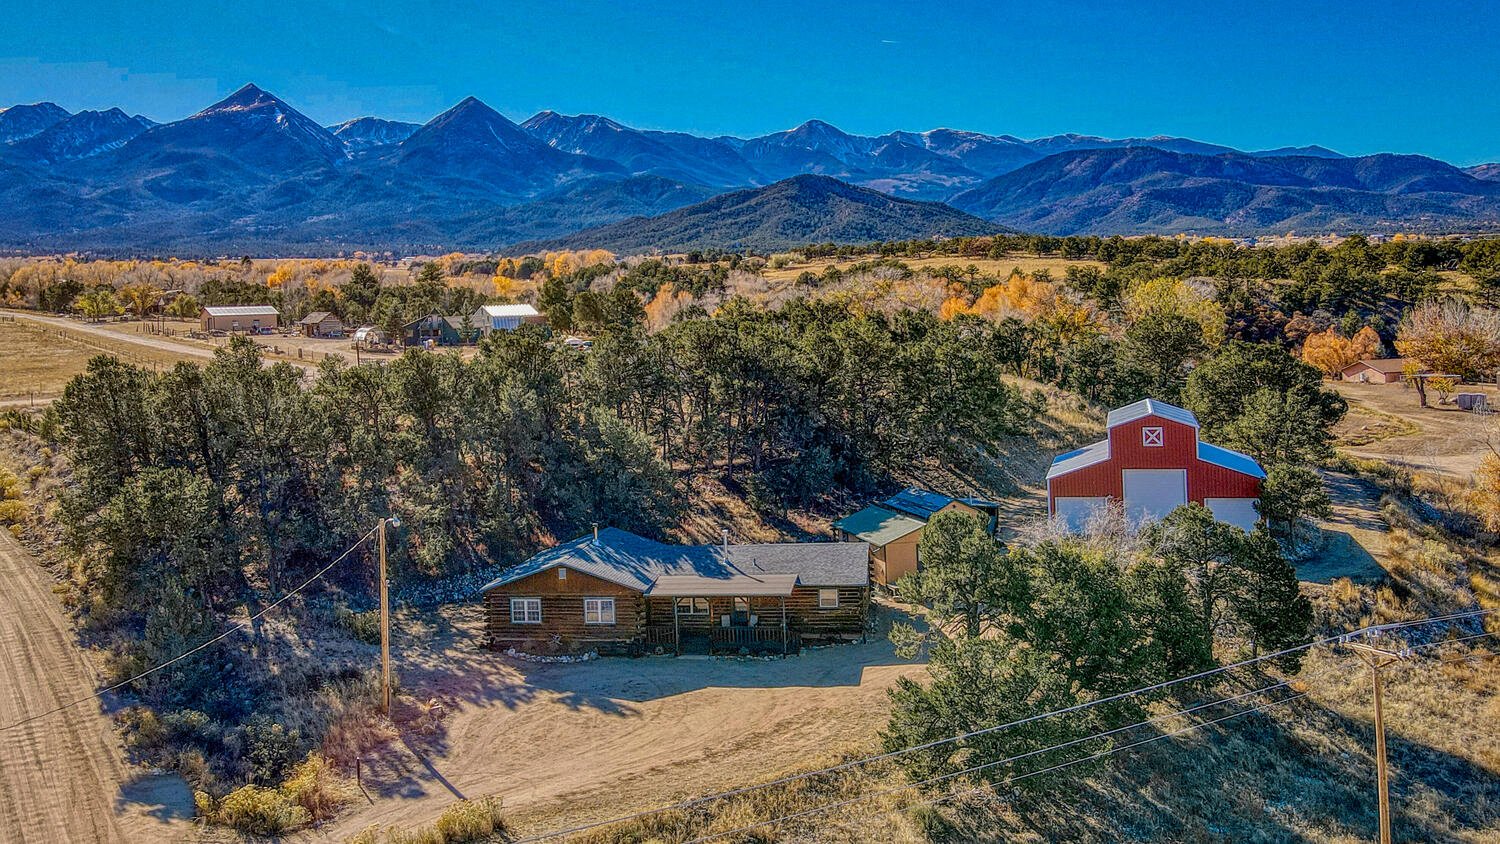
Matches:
[[1047, 399, 1265, 531]]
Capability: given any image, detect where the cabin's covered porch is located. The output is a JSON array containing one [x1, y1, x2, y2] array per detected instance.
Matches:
[[643, 574, 798, 655]]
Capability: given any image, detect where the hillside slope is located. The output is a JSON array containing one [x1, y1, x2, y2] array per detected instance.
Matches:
[[521, 174, 1005, 252]]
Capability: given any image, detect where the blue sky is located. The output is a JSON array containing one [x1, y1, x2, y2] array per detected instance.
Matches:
[[3, 0, 1497, 164]]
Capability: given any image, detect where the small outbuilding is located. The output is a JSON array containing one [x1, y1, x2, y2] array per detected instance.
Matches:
[[833, 488, 1001, 587], [298, 311, 345, 338], [480, 527, 869, 656], [200, 305, 279, 333], [472, 303, 546, 334], [351, 325, 389, 345], [1046, 399, 1265, 532], [1340, 358, 1408, 384]]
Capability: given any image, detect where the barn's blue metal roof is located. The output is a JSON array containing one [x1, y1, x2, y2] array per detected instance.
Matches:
[[1196, 442, 1267, 479]]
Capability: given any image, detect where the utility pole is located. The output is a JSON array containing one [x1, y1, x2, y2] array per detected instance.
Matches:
[[1345, 640, 1408, 844], [379, 515, 401, 714]]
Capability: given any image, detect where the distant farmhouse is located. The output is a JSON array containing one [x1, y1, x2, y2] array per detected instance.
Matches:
[[200, 305, 278, 333], [1340, 358, 1409, 384], [402, 312, 477, 347], [402, 305, 547, 346], [480, 527, 869, 656], [1047, 399, 1265, 532], [834, 488, 1000, 587]]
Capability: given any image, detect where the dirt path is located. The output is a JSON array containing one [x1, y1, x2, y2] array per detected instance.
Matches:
[[1300, 469, 1391, 584], [9, 312, 317, 376], [0, 532, 195, 843], [316, 607, 924, 840]]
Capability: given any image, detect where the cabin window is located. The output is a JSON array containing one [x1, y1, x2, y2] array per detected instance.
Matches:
[[557, 568, 567, 580], [818, 589, 839, 609], [1142, 427, 1164, 447], [676, 597, 709, 615], [510, 597, 542, 624], [584, 598, 616, 624]]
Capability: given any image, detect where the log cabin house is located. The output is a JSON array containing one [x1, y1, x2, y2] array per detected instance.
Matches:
[[480, 527, 870, 656]]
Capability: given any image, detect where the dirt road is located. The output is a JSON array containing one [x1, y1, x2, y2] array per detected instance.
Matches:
[[0, 532, 194, 843], [1333, 381, 1497, 478], [318, 607, 924, 840], [9, 312, 317, 375]]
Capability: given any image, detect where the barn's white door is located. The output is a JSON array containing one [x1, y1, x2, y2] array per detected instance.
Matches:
[[1122, 469, 1187, 525], [1052, 497, 1108, 532]]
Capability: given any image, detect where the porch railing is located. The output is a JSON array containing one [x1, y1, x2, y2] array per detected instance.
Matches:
[[710, 625, 794, 648], [640, 624, 799, 654]]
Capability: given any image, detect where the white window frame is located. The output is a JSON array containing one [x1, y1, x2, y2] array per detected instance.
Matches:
[[1142, 426, 1164, 447], [557, 567, 567, 580], [676, 597, 709, 615], [510, 597, 542, 624], [818, 588, 839, 609], [584, 597, 616, 625]]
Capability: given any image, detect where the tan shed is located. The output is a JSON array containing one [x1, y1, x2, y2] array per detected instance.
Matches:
[[201, 305, 279, 333], [297, 311, 345, 338]]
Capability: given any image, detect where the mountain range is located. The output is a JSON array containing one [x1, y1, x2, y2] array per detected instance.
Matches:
[[1, 83, 1498, 255]]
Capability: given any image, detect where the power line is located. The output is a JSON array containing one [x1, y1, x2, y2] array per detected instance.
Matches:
[[689, 690, 1312, 844], [812, 629, 1500, 843], [0, 524, 380, 734], [509, 606, 1497, 844]]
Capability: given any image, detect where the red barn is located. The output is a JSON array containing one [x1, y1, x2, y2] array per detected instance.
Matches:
[[1046, 399, 1265, 532]]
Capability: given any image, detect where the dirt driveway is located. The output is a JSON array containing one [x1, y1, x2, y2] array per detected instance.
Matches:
[[0, 532, 196, 843], [317, 605, 924, 840], [1333, 381, 1497, 478]]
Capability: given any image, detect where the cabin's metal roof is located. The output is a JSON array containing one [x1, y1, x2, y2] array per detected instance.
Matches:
[[1344, 358, 1409, 374], [832, 505, 926, 546], [1106, 398, 1199, 429], [879, 487, 999, 521], [649, 574, 798, 597], [479, 528, 869, 593]]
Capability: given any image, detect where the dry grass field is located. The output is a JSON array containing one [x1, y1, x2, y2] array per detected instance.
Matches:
[[0, 316, 204, 401]]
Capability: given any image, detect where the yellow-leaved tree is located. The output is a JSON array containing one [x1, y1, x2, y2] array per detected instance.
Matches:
[[1301, 328, 1354, 376], [1124, 278, 1226, 348]]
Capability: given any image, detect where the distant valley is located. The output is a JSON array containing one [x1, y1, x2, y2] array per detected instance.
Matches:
[[2, 84, 1499, 254]]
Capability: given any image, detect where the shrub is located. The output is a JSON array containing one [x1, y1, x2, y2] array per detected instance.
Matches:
[[281, 753, 356, 823], [432, 797, 507, 842], [239, 715, 305, 786], [197, 784, 310, 834], [0, 499, 26, 526], [334, 601, 383, 645]]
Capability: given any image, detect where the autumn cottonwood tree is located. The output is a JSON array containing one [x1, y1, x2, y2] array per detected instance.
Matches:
[[1396, 300, 1500, 382], [1300, 325, 1382, 376], [119, 282, 164, 322]]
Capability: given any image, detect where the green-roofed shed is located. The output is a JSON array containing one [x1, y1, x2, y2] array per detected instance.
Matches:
[[832, 505, 925, 586]]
